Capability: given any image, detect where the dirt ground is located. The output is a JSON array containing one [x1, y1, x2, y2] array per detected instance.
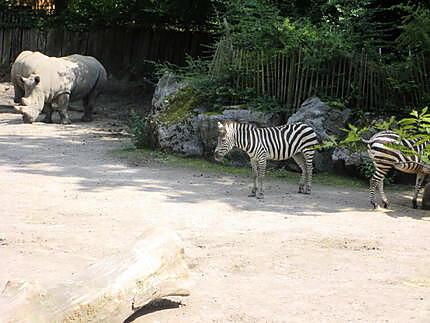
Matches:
[[1, 82, 430, 322]]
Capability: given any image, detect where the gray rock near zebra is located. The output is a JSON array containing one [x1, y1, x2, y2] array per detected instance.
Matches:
[[287, 97, 351, 140], [287, 96, 351, 171], [332, 147, 369, 167], [156, 118, 204, 156], [151, 72, 186, 114], [152, 103, 281, 158]]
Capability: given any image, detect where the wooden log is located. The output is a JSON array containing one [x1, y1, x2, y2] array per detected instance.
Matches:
[[1, 228, 190, 323]]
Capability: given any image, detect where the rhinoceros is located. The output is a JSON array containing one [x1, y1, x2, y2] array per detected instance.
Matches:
[[11, 51, 107, 124]]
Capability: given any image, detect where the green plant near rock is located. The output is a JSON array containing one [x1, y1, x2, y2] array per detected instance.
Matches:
[[331, 107, 430, 163], [129, 111, 152, 149]]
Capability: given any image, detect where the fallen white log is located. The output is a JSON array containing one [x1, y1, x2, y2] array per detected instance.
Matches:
[[1, 228, 190, 322]]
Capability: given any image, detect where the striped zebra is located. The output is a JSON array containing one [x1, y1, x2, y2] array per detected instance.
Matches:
[[214, 120, 319, 199], [365, 130, 430, 209]]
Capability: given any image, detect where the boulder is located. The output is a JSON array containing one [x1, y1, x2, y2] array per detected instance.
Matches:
[[151, 73, 185, 115], [152, 104, 281, 158], [1, 228, 190, 323], [287, 97, 351, 140], [156, 118, 204, 156], [332, 147, 369, 167], [287, 97, 351, 171]]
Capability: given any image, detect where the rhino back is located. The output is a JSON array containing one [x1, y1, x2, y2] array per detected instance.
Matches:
[[62, 55, 107, 101]]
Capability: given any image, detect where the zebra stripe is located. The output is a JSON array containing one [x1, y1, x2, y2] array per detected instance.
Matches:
[[214, 120, 319, 198], [366, 130, 430, 209]]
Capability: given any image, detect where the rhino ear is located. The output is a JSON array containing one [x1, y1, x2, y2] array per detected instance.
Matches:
[[34, 75, 40, 84], [20, 76, 27, 83], [217, 121, 224, 129]]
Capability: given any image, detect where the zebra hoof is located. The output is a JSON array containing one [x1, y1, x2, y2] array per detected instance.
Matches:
[[371, 202, 378, 210], [412, 203, 418, 209], [383, 202, 389, 209], [256, 194, 264, 200]]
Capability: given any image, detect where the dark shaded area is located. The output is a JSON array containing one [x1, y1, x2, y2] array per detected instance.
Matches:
[[123, 298, 182, 322]]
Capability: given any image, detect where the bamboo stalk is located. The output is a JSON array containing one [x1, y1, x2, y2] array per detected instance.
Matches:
[[283, 54, 289, 104], [261, 51, 266, 96], [293, 49, 302, 110], [297, 60, 306, 108], [335, 57, 342, 98], [286, 51, 296, 112]]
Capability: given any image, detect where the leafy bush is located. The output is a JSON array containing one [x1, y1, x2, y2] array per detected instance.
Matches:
[[337, 107, 430, 163], [129, 111, 152, 149]]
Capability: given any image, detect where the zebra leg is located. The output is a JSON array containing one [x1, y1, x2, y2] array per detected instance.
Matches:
[[248, 159, 258, 197], [303, 150, 315, 194], [412, 174, 427, 209], [369, 167, 389, 209], [292, 153, 306, 193], [256, 158, 267, 199], [377, 179, 389, 208]]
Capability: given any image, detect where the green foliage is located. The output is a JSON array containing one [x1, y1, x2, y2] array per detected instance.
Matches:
[[397, 6, 430, 54], [219, 0, 285, 51], [129, 111, 152, 149], [338, 124, 369, 151], [157, 87, 201, 125], [355, 159, 396, 183], [336, 107, 430, 165]]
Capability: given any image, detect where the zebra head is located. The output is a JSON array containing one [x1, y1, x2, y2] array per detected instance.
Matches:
[[214, 121, 236, 161]]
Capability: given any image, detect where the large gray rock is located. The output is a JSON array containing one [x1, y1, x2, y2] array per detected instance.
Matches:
[[287, 97, 351, 171], [332, 147, 368, 167], [151, 73, 185, 114], [288, 96, 351, 140], [153, 108, 281, 157], [156, 118, 203, 156]]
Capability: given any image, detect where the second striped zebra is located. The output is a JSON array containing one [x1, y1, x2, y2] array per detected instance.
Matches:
[[365, 130, 430, 209], [214, 121, 319, 199]]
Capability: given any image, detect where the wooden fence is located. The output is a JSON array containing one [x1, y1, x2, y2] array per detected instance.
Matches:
[[211, 42, 430, 114], [0, 27, 210, 75]]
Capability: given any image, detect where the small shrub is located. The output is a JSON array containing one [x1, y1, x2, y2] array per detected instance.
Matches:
[[129, 111, 152, 149]]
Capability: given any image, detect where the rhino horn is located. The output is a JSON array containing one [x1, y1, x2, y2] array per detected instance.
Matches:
[[13, 105, 24, 114]]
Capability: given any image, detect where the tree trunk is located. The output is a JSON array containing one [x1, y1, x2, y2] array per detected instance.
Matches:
[[1, 228, 190, 322]]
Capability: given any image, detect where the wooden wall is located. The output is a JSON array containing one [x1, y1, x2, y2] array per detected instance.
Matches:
[[0, 27, 210, 75]]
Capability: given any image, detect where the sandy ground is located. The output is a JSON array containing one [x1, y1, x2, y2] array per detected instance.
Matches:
[[1, 82, 430, 322]]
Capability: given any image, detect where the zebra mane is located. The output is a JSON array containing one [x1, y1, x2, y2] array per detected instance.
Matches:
[[222, 120, 258, 128]]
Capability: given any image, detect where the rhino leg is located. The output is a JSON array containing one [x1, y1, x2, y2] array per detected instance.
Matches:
[[42, 104, 53, 123], [13, 84, 24, 104], [57, 94, 71, 124], [81, 94, 96, 122]]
